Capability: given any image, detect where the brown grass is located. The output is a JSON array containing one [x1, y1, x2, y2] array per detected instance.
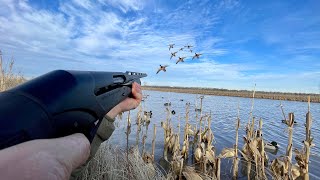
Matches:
[[78, 142, 165, 180], [0, 50, 26, 91]]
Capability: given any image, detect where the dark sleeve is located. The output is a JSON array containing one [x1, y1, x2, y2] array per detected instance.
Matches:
[[70, 115, 115, 180]]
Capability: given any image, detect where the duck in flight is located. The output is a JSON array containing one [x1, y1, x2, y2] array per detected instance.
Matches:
[[192, 53, 202, 60], [170, 51, 178, 60], [157, 65, 168, 74], [179, 47, 184, 51], [176, 57, 186, 64], [168, 44, 175, 51], [184, 45, 193, 49]]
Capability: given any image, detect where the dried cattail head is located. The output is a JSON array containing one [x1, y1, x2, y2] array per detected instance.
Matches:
[[218, 148, 235, 158]]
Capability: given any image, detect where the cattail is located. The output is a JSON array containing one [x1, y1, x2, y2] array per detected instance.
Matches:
[[216, 158, 221, 180], [259, 118, 266, 179], [285, 112, 294, 178], [304, 96, 313, 179], [232, 106, 240, 179], [151, 124, 156, 162]]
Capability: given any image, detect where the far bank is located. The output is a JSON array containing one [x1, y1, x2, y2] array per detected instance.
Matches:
[[142, 86, 320, 103]]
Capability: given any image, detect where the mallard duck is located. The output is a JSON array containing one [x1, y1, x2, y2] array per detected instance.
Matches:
[[157, 65, 168, 74], [265, 141, 279, 151], [170, 51, 178, 60], [168, 44, 175, 51], [144, 111, 152, 118], [281, 119, 297, 124], [184, 45, 193, 49], [195, 108, 201, 112], [176, 57, 186, 64], [192, 53, 202, 60]]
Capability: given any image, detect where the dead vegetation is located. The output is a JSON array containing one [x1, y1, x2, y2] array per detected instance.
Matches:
[[79, 89, 315, 180], [0, 50, 26, 91]]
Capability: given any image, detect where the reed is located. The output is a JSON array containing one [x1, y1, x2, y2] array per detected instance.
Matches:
[[258, 118, 267, 179], [0, 50, 25, 91], [286, 113, 294, 178], [125, 111, 132, 179], [135, 105, 142, 147], [151, 124, 156, 162], [304, 96, 313, 179], [79, 142, 165, 180], [232, 106, 240, 179]]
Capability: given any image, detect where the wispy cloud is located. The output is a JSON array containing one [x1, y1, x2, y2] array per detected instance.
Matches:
[[0, 0, 319, 93]]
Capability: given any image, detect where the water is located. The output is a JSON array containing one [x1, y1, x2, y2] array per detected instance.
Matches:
[[109, 90, 320, 179]]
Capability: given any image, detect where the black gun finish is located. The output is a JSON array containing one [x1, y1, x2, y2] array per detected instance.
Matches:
[[0, 70, 147, 150]]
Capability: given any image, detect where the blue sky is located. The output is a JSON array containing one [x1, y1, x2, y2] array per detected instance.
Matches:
[[0, 0, 319, 93]]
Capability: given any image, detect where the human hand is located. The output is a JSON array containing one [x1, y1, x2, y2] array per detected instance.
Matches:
[[106, 82, 142, 119], [0, 133, 90, 180]]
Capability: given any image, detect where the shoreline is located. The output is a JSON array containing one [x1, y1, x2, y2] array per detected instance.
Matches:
[[142, 86, 320, 103]]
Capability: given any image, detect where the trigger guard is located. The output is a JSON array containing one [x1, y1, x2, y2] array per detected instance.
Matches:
[[53, 111, 100, 142]]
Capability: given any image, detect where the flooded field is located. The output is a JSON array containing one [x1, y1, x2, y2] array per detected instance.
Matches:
[[108, 90, 320, 179]]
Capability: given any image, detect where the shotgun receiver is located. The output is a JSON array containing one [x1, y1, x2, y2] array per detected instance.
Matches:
[[0, 70, 147, 150]]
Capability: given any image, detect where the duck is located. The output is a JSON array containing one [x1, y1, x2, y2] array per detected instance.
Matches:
[[168, 44, 175, 51], [164, 102, 171, 106], [184, 44, 193, 49], [179, 47, 184, 51], [171, 110, 176, 115], [180, 99, 184, 101], [281, 119, 298, 125], [170, 51, 178, 60], [265, 141, 279, 151], [156, 65, 168, 74], [144, 110, 152, 117], [176, 57, 186, 64], [192, 53, 202, 60]]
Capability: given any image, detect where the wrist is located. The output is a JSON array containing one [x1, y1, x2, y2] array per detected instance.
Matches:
[[106, 105, 122, 119]]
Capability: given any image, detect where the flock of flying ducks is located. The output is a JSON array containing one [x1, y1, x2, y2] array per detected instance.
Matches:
[[157, 44, 202, 74]]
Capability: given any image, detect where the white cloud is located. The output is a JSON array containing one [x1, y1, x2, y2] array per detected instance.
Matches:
[[0, 0, 319, 93], [98, 0, 145, 13]]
